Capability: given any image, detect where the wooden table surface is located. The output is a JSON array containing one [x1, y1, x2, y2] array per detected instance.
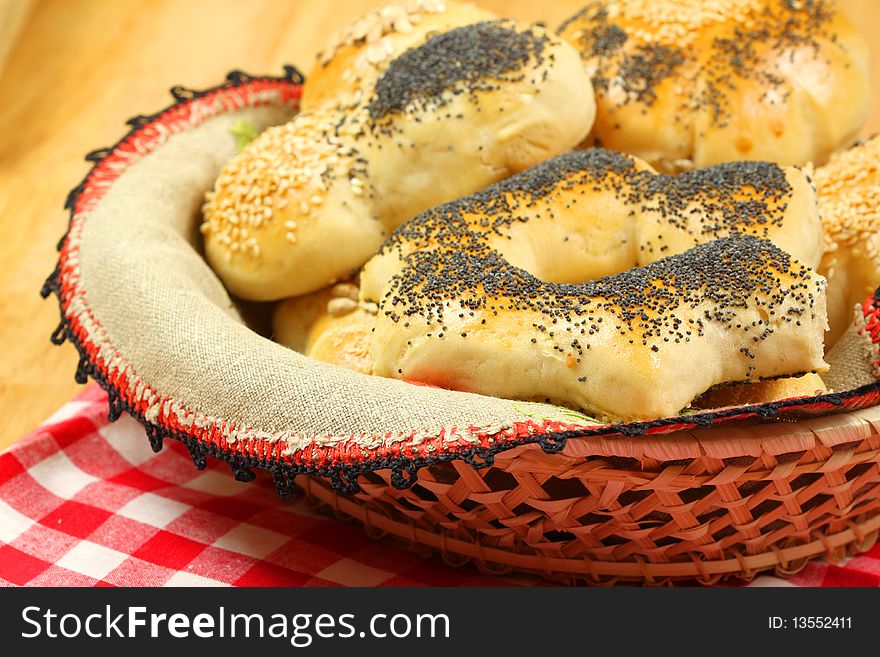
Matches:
[[1, 0, 879, 450]]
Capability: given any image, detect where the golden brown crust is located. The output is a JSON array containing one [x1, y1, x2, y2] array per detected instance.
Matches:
[[201, 106, 366, 260], [816, 135, 880, 258], [693, 373, 827, 410], [815, 135, 880, 347], [202, 14, 595, 301], [559, 0, 870, 170], [200, 104, 378, 300], [303, 1, 496, 110], [273, 283, 374, 374]]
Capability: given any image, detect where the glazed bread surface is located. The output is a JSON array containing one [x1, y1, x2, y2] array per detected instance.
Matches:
[[361, 149, 823, 303], [558, 0, 870, 171]]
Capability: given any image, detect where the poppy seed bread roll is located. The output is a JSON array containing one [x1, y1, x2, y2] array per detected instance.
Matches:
[[558, 0, 869, 172], [359, 150, 827, 420], [361, 149, 823, 303], [201, 19, 595, 301], [360, 21, 595, 229], [636, 160, 823, 269], [368, 236, 827, 421]]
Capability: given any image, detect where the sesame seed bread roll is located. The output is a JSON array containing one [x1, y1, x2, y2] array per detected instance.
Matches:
[[815, 135, 880, 347], [559, 0, 870, 172], [359, 150, 828, 420], [303, 0, 497, 111], [306, 308, 375, 374], [202, 104, 379, 300], [202, 20, 595, 301], [272, 283, 357, 353]]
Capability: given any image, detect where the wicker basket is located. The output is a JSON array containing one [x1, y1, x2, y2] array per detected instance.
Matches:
[[300, 407, 880, 585], [42, 69, 880, 586]]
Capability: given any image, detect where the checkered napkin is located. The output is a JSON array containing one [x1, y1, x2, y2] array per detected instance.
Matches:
[[2, 386, 878, 587]]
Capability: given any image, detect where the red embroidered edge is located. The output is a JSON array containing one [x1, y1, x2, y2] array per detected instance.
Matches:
[[860, 290, 880, 377], [45, 71, 880, 486]]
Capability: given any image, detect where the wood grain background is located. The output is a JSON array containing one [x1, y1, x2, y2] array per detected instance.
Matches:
[[1, 0, 878, 450]]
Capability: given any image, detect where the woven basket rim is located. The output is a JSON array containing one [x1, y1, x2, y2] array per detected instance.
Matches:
[[41, 68, 880, 498]]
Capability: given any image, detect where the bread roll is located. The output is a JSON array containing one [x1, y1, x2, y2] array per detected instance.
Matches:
[[201, 18, 595, 301], [360, 151, 828, 420], [273, 282, 374, 374], [815, 135, 880, 348], [272, 283, 354, 353], [559, 0, 869, 171], [368, 235, 827, 421], [692, 373, 828, 410], [361, 149, 823, 302]]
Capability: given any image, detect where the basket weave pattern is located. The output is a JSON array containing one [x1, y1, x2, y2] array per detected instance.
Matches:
[[302, 407, 880, 585]]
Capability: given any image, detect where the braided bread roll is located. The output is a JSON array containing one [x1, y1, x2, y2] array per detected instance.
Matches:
[[815, 135, 880, 347], [201, 10, 595, 301], [558, 0, 869, 172], [356, 150, 827, 420]]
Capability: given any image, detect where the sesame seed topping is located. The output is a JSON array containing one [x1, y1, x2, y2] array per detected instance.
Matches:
[[201, 105, 367, 259], [815, 134, 880, 261], [316, 0, 448, 67], [327, 297, 360, 317]]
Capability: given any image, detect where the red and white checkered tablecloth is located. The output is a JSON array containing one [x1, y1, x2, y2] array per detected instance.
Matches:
[[2, 385, 879, 587]]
